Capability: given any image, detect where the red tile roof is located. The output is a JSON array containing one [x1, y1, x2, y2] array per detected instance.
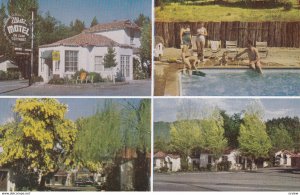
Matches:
[[166, 154, 180, 159], [85, 20, 140, 33], [291, 153, 300, 158], [154, 151, 166, 158], [40, 32, 132, 48]]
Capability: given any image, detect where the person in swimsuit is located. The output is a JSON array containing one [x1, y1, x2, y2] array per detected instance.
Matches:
[[235, 40, 262, 74], [180, 24, 192, 63], [196, 23, 208, 62]]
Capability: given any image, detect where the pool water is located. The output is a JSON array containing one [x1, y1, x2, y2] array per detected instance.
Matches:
[[181, 69, 300, 96]]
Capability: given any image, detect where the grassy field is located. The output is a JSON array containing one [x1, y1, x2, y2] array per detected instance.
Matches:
[[155, 1, 300, 22]]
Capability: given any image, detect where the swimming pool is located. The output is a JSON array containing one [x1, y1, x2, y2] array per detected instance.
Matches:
[[180, 69, 300, 96]]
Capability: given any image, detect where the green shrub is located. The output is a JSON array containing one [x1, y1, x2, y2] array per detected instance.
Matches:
[[217, 161, 232, 171], [207, 164, 212, 171], [32, 75, 44, 83], [0, 70, 7, 80], [7, 70, 21, 80], [159, 166, 169, 173], [48, 77, 65, 85], [89, 72, 103, 83], [283, 1, 293, 10]]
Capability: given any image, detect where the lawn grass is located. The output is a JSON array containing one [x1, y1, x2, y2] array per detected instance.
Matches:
[[155, 1, 300, 22]]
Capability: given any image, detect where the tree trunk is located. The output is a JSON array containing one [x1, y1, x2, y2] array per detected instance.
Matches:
[[38, 175, 46, 190]]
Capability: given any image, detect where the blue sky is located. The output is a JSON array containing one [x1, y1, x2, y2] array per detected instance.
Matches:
[[1, 0, 152, 25], [154, 98, 300, 122], [0, 98, 142, 125]]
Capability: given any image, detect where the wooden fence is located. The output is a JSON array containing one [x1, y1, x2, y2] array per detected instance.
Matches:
[[155, 22, 300, 48]]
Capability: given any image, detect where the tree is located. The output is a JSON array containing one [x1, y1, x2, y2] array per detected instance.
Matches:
[[269, 124, 294, 152], [90, 16, 98, 27], [200, 109, 227, 170], [134, 14, 150, 27], [71, 19, 85, 33], [139, 20, 151, 78], [238, 112, 272, 170], [0, 99, 77, 189], [103, 46, 118, 68], [169, 120, 204, 170], [221, 111, 241, 148], [266, 116, 300, 151], [74, 100, 122, 166], [0, 3, 11, 57]]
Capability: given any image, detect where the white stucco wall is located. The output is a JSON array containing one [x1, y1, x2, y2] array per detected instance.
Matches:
[[96, 29, 141, 48], [200, 153, 209, 168], [165, 156, 181, 172], [154, 158, 163, 170], [0, 61, 8, 71], [39, 46, 133, 83]]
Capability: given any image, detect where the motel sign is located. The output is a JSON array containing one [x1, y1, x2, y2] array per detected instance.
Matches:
[[4, 16, 30, 46]]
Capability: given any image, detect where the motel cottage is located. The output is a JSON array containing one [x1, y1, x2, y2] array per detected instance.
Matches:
[[39, 20, 141, 82]]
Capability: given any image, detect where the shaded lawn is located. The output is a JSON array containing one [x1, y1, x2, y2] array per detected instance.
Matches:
[[155, 2, 300, 22]]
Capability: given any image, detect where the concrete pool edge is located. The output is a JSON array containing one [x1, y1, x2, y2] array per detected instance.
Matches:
[[164, 67, 300, 96]]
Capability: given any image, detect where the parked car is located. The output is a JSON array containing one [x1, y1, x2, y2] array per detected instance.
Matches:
[[74, 177, 94, 186]]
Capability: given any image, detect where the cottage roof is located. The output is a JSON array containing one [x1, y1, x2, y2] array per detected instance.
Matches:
[[154, 151, 166, 158], [166, 154, 180, 159], [85, 20, 140, 33], [39, 32, 132, 48], [291, 153, 300, 158]]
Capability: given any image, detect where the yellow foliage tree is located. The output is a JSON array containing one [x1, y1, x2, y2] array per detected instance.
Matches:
[[0, 98, 77, 189]]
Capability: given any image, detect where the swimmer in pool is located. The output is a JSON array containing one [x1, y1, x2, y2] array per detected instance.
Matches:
[[235, 40, 263, 74]]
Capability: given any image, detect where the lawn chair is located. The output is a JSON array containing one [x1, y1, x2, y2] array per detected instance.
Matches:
[[225, 41, 238, 59], [256, 41, 268, 58], [86, 75, 94, 84], [208, 40, 221, 58], [76, 72, 88, 84]]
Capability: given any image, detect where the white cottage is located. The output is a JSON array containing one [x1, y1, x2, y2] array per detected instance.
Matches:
[[0, 147, 15, 191], [154, 151, 181, 172], [38, 20, 140, 83], [275, 150, 293, 167]]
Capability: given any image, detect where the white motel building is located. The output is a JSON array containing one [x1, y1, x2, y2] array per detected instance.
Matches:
[[38, 20, 141, 82]]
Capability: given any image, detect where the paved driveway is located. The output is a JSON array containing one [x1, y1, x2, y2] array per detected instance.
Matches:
[[0, 80, 29, 94], [0, 80, 151, 96], [154, 167, 300, 191]]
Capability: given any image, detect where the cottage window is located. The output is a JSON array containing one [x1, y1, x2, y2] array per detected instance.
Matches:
[[222, 156, 228, 162], [65, 50, 78, 72], [120, 55, 130, 77], [94, 56, 104, 71]]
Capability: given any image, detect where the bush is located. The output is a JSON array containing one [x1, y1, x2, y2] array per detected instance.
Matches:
[[283, 1, 293, 10], [7, 70, 21, 80], [0, 70, 7, 80], [217, 161, 232, 171], [159, 166, 169, 173], [89, 72, 103, 83], [48, 77, 65, 85], [32, 75, 44, 83], [0, 70, 21, 80], [207, 164, 212, 171]]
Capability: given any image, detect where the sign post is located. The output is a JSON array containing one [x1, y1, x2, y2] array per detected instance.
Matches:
[[29, 9, 35, 86], [3, 14, 32, 85]]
